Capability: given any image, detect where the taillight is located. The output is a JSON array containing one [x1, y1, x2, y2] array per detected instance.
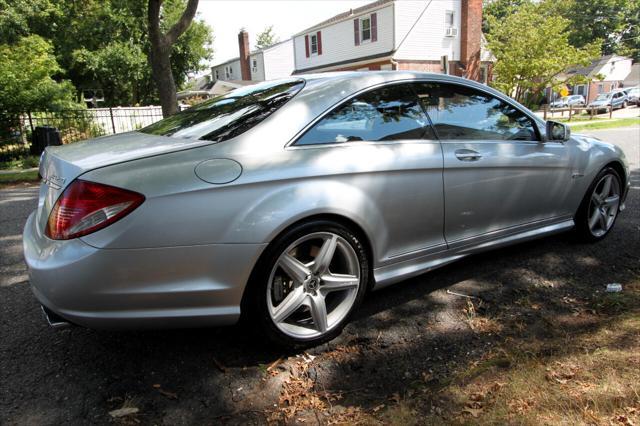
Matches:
[[46, 180, 145, 240]]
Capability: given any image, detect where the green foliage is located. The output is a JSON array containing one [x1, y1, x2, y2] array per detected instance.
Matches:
[[486, 1, 600, 106], [0, 35, 77, 111], [0, 0, 213, 108], [564, 0, 639, 60], [255, 25, 280, 50], [482, 0, 526, 34]]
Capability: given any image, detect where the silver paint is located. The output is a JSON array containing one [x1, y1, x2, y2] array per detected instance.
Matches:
[[23, 71, 630, 329]]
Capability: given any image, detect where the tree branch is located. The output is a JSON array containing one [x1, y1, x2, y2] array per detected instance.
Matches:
[[166, 0, 199, 45]]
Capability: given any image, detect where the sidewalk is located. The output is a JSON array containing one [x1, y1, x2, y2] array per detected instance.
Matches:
[[534, 105, 640, 122]]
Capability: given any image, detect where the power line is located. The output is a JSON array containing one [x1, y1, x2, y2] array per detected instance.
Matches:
[[395, 0, 434, 52]]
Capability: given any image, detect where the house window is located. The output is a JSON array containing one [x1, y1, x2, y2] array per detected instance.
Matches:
[[310, 34, 318, 54], [252, 59, 258, 73], [225, 66, 230, 79], [361, 17, 371, 42], [598, 84, 604, 94], [215, 70, 219, 80], [576, 85, 585, 95], [445, 11, 455, 27]]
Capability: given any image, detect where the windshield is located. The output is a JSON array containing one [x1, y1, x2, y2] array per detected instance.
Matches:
[[140, 78, 305, 141], [594, 94, 610, 101]]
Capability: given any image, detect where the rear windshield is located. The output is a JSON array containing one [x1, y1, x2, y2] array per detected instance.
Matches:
[[140, 78, 305, 141], [595, 94, 610, 101]]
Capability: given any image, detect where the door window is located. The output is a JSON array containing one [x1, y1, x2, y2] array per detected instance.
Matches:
[[295, 84, 435, 145], [413, 83, 538, 141]]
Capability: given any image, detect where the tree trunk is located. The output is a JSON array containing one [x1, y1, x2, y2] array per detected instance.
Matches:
[[149, 41, 178, 117], [147, 0, 199, 117]]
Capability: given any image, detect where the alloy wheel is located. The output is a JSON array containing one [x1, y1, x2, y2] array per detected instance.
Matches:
[[587, 173, 620, 237], [266, 232, 361, 339]]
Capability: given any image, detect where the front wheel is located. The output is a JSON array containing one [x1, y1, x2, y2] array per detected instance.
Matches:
[[575, 167, 622, 242], [245, 221, 369, 348], [622, 100, 628, 108]]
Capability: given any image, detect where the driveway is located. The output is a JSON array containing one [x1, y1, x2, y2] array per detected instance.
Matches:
[[1, 128, 638, 424]]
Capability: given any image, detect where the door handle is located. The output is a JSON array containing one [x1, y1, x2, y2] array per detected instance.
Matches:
[[455, 149, 482, 161]]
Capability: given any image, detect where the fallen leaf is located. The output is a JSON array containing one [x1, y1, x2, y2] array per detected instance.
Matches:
[[213, 357, 226, 373], [109, 407, 139, 418], [158, 389, 178, 400], [462, 407, 483, 418], [267, 357, 283, 371]]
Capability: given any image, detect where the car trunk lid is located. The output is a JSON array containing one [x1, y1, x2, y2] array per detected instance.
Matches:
[[35, 131, 211, 234]]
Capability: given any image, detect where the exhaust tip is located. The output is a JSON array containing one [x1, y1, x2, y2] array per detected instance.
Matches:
[[41, 305, 72, 329]]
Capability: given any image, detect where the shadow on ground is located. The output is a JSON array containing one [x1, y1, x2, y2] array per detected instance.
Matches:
[[1, 171, 638, 425]]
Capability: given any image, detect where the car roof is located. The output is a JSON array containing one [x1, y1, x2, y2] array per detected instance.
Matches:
[[298, 70, 487, 89]]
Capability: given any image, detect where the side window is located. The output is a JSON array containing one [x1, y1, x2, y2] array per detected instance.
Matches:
[[413, 83, 538, 141], [295, 84, 435, 145]]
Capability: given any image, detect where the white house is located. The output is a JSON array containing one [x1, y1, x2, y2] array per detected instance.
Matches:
[[292, 0, 492, 83], [559, 55, 634, 103], [211, 31, 295, 83]]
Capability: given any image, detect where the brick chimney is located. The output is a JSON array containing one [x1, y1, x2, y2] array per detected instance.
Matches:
[[238, 29, 251, 81], [460, 0, 482, 81]]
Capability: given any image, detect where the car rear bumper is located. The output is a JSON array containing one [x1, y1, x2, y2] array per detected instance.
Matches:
[[23, 212, 266, 329]]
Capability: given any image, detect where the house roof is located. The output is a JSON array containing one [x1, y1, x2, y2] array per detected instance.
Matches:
[[565, 54, 630, 78], [295, 0, 394, 36], [623, 63, 640, 87], [210, 38, 292, 69]]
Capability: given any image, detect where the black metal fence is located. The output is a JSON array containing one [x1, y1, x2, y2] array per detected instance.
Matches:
[[0, 107, 168, 161]]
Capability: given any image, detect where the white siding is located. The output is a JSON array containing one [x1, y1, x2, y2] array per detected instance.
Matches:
[[211, 59, 241, 81], [249, 52, 265, 81], [393, 0, 461, 61], [599, 57, 633, 81], [294, 5, 394, 72], [263, 39, 295, 80]]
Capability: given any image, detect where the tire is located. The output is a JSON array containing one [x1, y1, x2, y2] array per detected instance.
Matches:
[[243, 220, 369, 348], [622, 100, 628, 108], [574, 167, 622, 242]]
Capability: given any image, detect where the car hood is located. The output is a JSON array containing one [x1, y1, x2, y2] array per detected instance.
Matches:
[[45, 131, 213, 172], [589, 99, 609, 105]]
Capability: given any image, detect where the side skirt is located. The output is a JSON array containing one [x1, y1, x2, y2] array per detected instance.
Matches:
[[372, 219, 575, 290]]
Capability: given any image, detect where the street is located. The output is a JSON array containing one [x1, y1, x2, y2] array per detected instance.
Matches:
[[1, 127, 638, 424]]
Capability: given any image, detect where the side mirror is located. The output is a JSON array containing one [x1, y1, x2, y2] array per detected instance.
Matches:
[[546, 120, 571, 142]]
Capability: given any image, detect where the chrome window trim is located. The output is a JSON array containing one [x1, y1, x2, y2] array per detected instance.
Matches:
[[286, 77, 544, 150]]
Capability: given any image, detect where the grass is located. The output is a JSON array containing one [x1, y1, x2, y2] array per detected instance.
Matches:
[[0, 155, 39, 170], [0, 169, 40, 185], [568, 117, 640, 132], [372, 279, 640, 425]]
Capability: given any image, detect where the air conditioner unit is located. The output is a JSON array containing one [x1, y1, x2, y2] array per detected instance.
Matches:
[[445, 27, 458, 37]]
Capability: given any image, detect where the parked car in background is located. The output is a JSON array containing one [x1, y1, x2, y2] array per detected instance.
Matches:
[[550, 95, 586, 108], [24, 72, 630, 347], [625, 87, 640, 105], [588, 90, 628, 112]]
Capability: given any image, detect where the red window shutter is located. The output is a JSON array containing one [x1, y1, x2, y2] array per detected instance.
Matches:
[[316, 31, 322, 55], [354, 18, 360, 46], [305, 35, 310, 57], [371, 13, 378, 42]]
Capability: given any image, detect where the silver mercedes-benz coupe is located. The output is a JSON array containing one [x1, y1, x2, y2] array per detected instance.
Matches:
[[24, 72, 630, 346]]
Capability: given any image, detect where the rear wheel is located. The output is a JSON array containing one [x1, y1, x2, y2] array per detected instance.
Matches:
[[246, 221, 369, 348], [575, 167, 621, 242], [622, 100, 628, 108]]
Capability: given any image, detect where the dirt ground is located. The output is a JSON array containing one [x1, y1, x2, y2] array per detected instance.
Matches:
[[1, 128, 638, 425]]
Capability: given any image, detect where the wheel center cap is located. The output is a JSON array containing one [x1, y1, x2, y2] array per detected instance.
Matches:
[[304, 275, 320, 292]]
